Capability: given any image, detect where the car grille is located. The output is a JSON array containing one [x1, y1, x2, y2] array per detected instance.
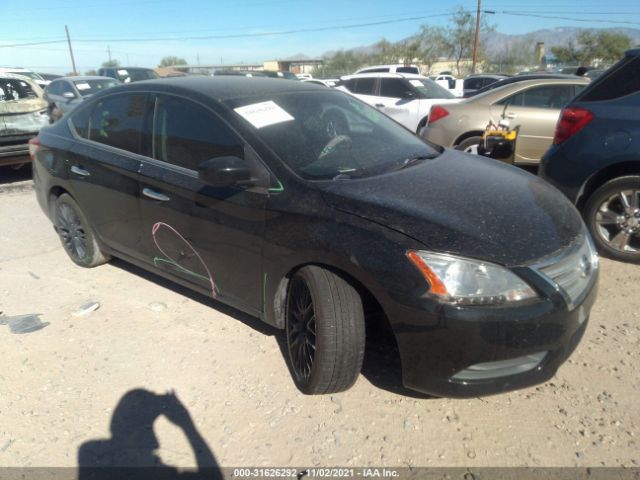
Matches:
[[534, 235, 598, 310]]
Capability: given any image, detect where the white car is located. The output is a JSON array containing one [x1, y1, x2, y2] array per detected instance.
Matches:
[[337, 73, 461, 133], [0, 67, 49, 89], [296, 73, 312, 80], [355, 64, 420, 75], [430, 74, 464, 97]]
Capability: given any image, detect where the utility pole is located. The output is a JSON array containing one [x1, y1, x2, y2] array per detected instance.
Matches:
[[107, 46, 112, 62], [471, 0, 481, 74], [65, 25, 77, 76]]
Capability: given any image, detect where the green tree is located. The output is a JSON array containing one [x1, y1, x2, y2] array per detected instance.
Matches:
[[551, 30, 632, 66], [85, 69, 98, 76], [101, 59, 120, 68], [414, 25, 446, 72], [441, 7, 493, 76], [487, 37, 538, 74], [312, 50, 370, 77], [158, 56, 188, 68]]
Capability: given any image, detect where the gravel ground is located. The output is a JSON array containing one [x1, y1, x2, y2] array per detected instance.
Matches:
[[0, 187, 638, 470]]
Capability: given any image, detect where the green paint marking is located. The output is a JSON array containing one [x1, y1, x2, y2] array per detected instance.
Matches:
[[262, 272, 267, 315], [268, 180, 284, 193], [153, 257, 211, 283]]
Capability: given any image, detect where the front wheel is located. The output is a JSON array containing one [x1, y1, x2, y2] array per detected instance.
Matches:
[[285, 266, 365, 394], [54, 193, 110, 267], [583, 176, 640, 263], [455, 136, 483, 155]]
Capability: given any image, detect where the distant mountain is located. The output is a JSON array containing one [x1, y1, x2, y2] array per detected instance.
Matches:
[[481, 27, 640, 56], [322, 26, 640, 58]]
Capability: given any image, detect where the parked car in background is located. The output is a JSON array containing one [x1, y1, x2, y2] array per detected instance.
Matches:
[[97, 67, 159, 83], [214, 70, 267, 77], [0, 73, 49, 168], [38, 73, 63, 82], [465, 73, 579, 98], [463, 74, 509, 97], [0, 67, 49, 89], [31, 76, 597, 397], [296, 73, 312, 80], [430, 74, 464, 97], [44, 76, 120, 122], [338, 73, 460, 133], [540, 49, 640, 263], [355, 64, 420, 75], [261, 70, 299, 80], [301, 78, 333, 87], [422, 77, 590, 164]]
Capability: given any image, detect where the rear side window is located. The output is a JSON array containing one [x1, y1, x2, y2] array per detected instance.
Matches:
[[581, 56, 640, 102], [0, 78, 38, 100], [353, 78, 376, 95], [499, 85, 572, 109], [152, 95, 243, 171], [88, 94, 147, 154], [70, 105, 92, 139], [396, 66, 419, 74], [464, 78, 483, 90], [380, 79, 409, 98]]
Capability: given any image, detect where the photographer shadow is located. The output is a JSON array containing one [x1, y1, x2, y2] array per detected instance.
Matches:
[[78, 389, 221, 480]]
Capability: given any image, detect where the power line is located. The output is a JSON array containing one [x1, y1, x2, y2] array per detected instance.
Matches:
[[500, 11, 640, 25]]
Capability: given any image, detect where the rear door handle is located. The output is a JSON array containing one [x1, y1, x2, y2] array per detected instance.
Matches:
[[71, 165, 90, 177], [506, 112, 517, 119], [142, 188, 170, 202]]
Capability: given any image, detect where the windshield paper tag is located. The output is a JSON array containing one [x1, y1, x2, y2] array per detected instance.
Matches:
[[234, 101, 294, 129], [117, 69, 128, 75], [75, 82, 91, 90], [409, 80, 423, 87]]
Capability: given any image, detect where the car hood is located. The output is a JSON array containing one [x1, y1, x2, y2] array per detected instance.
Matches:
[[318, 150, 584, 266]]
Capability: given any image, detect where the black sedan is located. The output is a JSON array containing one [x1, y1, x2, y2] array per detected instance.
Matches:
[[31, 77, 598, 397]]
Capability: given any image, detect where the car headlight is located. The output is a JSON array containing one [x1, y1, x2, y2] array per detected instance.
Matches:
[[407, 250, 537, 306]]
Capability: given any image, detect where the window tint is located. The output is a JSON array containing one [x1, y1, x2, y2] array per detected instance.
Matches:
[[88, 94, 147, 154], [152, 95, 243, 171], [581, 56, 640, 102], [464, 78, 483, 90], [380, 79, 409, 98], [396, 66, 419, 74], [499, 85, 572, 109], [70, 104, 92, 139], [353, 78, 376, 95]]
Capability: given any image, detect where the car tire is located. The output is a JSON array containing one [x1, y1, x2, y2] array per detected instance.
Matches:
[[285, 266, 365, 395], [583, 176, 640, 263], [455, 136, 483, 155], [54, 193, 110, 268]]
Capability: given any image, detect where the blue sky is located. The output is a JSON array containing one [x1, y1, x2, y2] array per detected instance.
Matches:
[[1, 0, 639, 73]]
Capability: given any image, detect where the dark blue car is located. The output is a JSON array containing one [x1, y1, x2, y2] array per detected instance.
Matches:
[[540, 49, 640, 263]]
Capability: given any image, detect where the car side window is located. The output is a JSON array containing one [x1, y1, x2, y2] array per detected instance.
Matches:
[[47, 81, 61, 95], [60, 81, 75, 95], [70, 105, 92, 139], [380, 79, 410, 98], [499, 85, 572, 109], [464, 78, 482, 90], [152, 95, 243, 171], [353, 78, 376, 95], [88, 93, 147, 154], [581, 56, 640, 101]]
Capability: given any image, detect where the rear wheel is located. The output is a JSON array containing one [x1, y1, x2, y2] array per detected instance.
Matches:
[[455, 136, 483, 155], [54, 193, 110, 267], [583, 176, 640, 263], [285, 266, 365, 394]]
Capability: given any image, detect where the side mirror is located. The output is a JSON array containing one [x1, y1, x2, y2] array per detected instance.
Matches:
[[198, 156, 252, 187], [63, 92, 75, 100]]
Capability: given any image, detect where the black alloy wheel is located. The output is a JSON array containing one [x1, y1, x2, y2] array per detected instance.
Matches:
[[54, 193, 110, 268], [285, 266, 365, 395]]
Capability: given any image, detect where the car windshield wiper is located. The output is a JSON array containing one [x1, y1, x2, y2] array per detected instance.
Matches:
[[393, 155, 436, 171]]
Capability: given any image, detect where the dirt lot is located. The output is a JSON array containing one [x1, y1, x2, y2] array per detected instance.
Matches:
[[1, 183, 639, 470]]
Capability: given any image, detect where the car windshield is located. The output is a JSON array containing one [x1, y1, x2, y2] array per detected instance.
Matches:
[[8, 71, 44, 81], [411, 78, 455, 99], [116, 68, 159, 82], [73, 79, 119, 96], [226, 90, 439, 180]]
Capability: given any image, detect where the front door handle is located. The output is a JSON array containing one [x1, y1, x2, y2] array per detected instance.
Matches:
[[375, 103, 385, 108], [142, 188, 170, 202], [505, 112, 517, 119], [71, 165, 90, 177]]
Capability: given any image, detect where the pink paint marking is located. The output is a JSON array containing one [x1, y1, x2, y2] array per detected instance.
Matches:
[[152, 222, 218, 298]]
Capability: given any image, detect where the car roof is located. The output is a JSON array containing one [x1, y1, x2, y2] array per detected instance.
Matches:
[[340, 72, 423, 80], [468, 77, 590, 102], [100, 76, 325, 102], [55, 75, 117, 82], [626, 48, 640, 56]]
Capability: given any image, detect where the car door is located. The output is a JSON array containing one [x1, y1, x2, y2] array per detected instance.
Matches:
[[377, 78, 421, 131], [346, 77, 380, 108], [491, 84, 573, 164], [137, 93, 268, 313], [66, 93, 146, 260]]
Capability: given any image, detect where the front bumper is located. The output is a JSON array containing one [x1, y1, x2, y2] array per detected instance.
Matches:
[[388, 268, 598, 398], [0, 140, 32, 166]]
